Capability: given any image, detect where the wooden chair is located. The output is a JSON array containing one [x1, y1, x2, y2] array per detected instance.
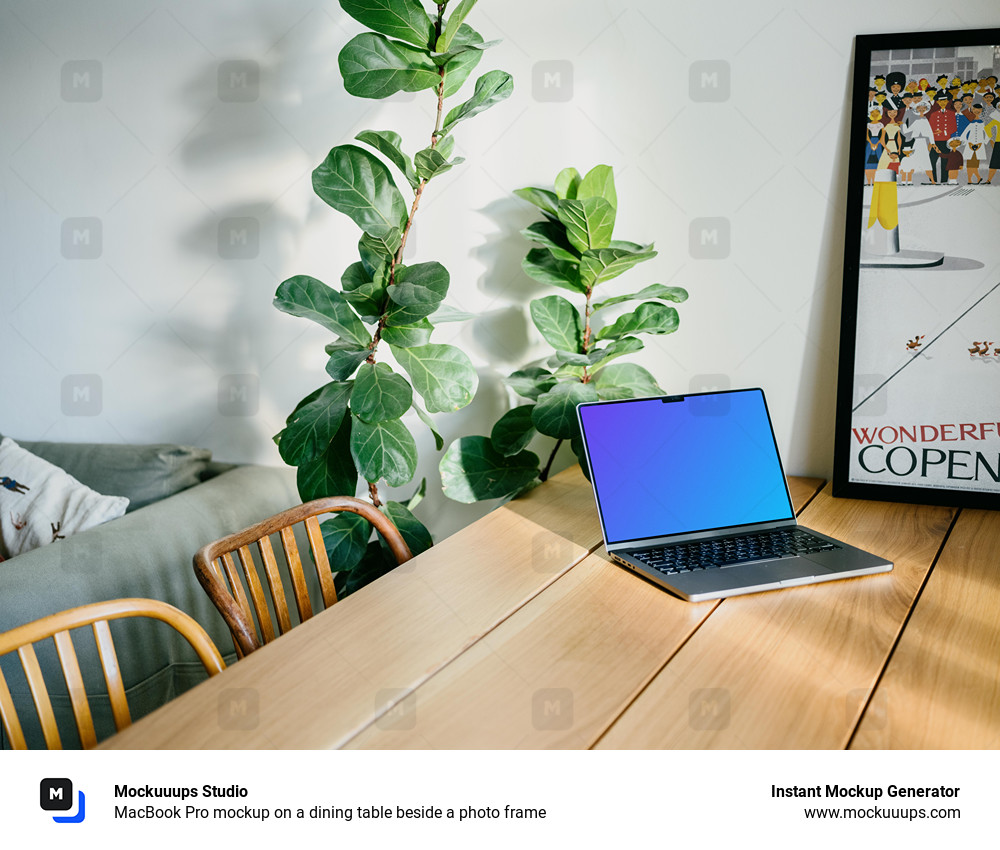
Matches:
[[0, 598, 224, 749], [193, 496, 413, 658]]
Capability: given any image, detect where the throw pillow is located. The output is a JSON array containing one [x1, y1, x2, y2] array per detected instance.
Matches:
[[11, 440, 212, 512], [0, 438, 129, 559]]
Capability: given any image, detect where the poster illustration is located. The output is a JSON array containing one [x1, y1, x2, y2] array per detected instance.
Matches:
[[834, 29, 1000, 509]]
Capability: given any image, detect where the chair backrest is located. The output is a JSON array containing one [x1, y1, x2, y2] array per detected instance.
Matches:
[[0, 598, 224, 749], [193, 496, 412, 658]]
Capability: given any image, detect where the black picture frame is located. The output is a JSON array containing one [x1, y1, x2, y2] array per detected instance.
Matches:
[[833, 28, 1000, 510]]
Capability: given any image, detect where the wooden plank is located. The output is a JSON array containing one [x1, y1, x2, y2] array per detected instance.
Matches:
[[851, 508, 1000, 749], [595, 486, 955, 749], [344, 551, 713, 748], [101, 509, 588, 749], [501, 464, 603, 549], [344, 477, 826, 749]]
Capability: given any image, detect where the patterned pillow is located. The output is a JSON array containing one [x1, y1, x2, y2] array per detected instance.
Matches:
[[0, 438, 129, 559]]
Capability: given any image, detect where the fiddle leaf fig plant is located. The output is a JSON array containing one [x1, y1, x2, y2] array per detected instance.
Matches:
[[273, 0, 512, 596], [440, 165, 688, 503]]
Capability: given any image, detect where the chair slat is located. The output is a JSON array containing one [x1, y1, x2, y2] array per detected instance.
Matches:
[[53, 630, 97, 749], [305, 515, 338, 609], [258, 536, 293, 635], [280, 527, 313, 624], [220, 552, 255, 637], [238, 545, 276, 643], [92, 620, 131, 731], [192, 497, 413, 656], [0, 668, 28, 749], [18, 644, 62, 749]]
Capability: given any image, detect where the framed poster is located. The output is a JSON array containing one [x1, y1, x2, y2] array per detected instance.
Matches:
[[833, 29, 1000, 509]]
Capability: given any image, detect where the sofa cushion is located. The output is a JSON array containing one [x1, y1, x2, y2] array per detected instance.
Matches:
[[12, 440, 213, 512], [0, 464, 299, 748], [0, 438, 129, 558]]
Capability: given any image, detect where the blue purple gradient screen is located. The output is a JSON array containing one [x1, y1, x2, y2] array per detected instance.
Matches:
[[578, 391, 794, 544]]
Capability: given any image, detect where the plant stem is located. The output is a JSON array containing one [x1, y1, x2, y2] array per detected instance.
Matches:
[[540, 439, 563, 482], [581, 286, 594, 383], [366, 8, 451, 503], [371, 60, 448, 360]]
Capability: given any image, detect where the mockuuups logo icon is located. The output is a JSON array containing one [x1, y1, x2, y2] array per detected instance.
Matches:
[[40, 778, 86, 823]]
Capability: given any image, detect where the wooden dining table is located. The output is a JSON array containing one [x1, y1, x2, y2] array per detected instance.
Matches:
[[102, 466, 1000, 749]]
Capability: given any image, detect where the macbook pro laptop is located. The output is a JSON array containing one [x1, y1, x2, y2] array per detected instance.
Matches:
[[576, 388, 892, 601]]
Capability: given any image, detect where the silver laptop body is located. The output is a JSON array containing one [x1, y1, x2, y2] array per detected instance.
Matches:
[[576, 389, 892, 602]]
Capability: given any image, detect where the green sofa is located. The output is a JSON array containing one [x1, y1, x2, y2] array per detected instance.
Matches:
[[0, 440, 299, 748]]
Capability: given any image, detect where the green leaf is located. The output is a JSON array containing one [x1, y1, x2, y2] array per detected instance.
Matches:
[[381, 317, 433, 348], [339, 0, 434, 48], [335, 539, 394, 597], [547, 349, 590, 368], [341, 261, 388, 323], [414, 146, 464, 181], [592, 362, 661, 400], [338, 32, 440, 99], [355, 129, 419, 190], [313, 144, 407, 238], [413, 402, 444, 450], [404, 477, 427, 511], [442, 70, 513, 132], [392, 343, 478, 413], [296, 415, 358, 502], [514, 186, 560, 218], [592, 283, 688, 312], [442, 27, 484, 96], [428, 303, 474, 323], [491, 405, 537, 456], [532, 382, 598, 439], [521, 248, 585, 294], [557, 197, 616, 253], [380, 500, 433, 557], [436, 0, 477, 52], [529, 295, 583, 352], [520, 221, 579, 262], [321, 511, 370, 573], [578, 164, 617, 210], [587, 336, 644, 373], [349, 416, 418, 487], [277, 381, 353, 466], [554, 167, 581, 200], [440, 436, 540, 503], [358, 229, 402, 276], [274, 275, 371, 348], [386, 262, 449, 322], [578, 244, 656, 288], [595, 301, 680, 341], [351, 362, 413, 423], [325, 340, 371, 380], [506, 367, 557, 401], [435, 134, 456, 160]]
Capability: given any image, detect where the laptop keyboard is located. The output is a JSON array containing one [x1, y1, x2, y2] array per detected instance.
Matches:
[[628, 529, 841, 575]]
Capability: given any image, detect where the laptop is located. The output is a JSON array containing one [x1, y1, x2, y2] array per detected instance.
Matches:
[[575, 388, 892, 601]]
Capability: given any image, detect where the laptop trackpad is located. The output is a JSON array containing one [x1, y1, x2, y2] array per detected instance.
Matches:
[[744, 557, 834, 582]]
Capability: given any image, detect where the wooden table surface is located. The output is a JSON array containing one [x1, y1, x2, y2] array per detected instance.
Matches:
[[102, 467, 1000, 749]]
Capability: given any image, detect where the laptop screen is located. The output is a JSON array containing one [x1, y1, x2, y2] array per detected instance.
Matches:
[[577, 389, 795, 545]]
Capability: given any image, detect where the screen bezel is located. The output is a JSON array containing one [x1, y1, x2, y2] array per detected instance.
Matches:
[[576, 388, 796, 547]]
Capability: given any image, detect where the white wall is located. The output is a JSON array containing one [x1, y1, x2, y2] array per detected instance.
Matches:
[[3, 1, 998, 539]]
